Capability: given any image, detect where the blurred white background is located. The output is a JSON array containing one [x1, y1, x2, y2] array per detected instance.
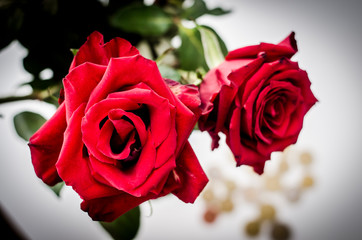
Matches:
[[1, 0, 362, 239]]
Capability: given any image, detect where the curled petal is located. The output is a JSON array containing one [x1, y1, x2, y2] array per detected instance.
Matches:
[[133, 155, 176, 196], [199, 59, 253, 116], [81, 98, 141, 164], [154, 126, 177, 168], [88, 131, 157, 196], [228, 107, 242, 159], [198, 57, 264, 148], [226, 32, 298, 61], [86, 56, 174, 112], [96, 120, 136, 160], [159, 81, 200, 156], [28, 103, 66, 186], [172, 142, 208, 203], [254, 81, 301, 142], [63, 62, 106, 122], [81, 192, 154, 222], [109, 109, 147, 147], [215, 57, 265, 133], [164, 79, 201, 117], [56, 104, 119, 200], [269, 69, 318, 110], [70, 31, 139, 70], [108, 87, 174, 147]]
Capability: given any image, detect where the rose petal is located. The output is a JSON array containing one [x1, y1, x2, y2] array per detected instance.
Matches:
[[69, 31, 139, 70], [96, 120, 136, 160], [240, 63, 276, 105], [86, 55, 175, 112], [96, 120, 118, 160], [108, 109, 147, 147], [278, 31, 298, 55], [154, 126, 177, 169], [173, 100, 198, 155], [254, 81, 301, 142], [238, 60, 299, 138], [198, 57, 265, 150], [110, 117, 135, 142], [164, 78, 201, 116], [171, 142, 209, 203], [81, 98, 141, 164], [113, 131, 137, 159], [55, 103, 120, 200], [88, 131, 157, 197], [108, 87, 173, 147], [133, 155, 176, 196], [227, 113, 268, 175], [228, 107, 242, 159], [241, 79, 265, 138], [199, 59, 253, 115], [28, 103, 67, 186], [269, 69, 318, 110], [226, 32, 298, 61], [215, 57, 265, 133], [228, 105, 267, 173], [149, 167, 177, 195], [255, 134, 298, 160], [63, 62, 106, 121], [166, 85, 202, 154], [81, 192, 154, 222]]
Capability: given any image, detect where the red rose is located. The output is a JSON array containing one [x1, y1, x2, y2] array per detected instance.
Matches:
[[29, 32, 208, 221], [199, 32, 317, 174]]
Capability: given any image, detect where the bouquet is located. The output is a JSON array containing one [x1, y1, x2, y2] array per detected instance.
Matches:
[[0, 0, 317, 239]]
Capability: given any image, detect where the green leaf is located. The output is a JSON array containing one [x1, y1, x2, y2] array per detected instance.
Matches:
[[182, 0, 208, 20], [158, 65, 181, 82], [13, 111, 46, 141], [207, 7, 231, 16], [177, 24, 228, 71], [110, 4, 173, 37], [201, 25, 228, 57], [100, 206, 141, 240], [70, 48, 78, 56], [177, 24, 208, 71], [182, 0, 230, 20], [198, 25, 225, 69], [50, 181, 64, 197], [27, 79, 56, 90]]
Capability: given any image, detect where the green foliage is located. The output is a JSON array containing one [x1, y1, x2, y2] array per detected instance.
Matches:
[[0, 0, 231, 96], [110, 4, 173, 37], [201, 25, 229, 57], [198, 25, 225, 69], [177, 24, 228, 71], [177, 24, 208, 71], [178, 68, 204, 86], [182, 0, 230, 20], [13, 111, 46, 141], [0, 0, 145, 92], [70, 48, 79, 56], [158, 65, 182, 82], [50, 181, 64, 197], [100, 206, 141, 240]]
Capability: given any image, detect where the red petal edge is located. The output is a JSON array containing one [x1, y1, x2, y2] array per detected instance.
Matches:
[[81, 192, 155, 222], [172, 141, 208, 203], [28, 104, 67, 186], [226, 32, 298, 61]]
